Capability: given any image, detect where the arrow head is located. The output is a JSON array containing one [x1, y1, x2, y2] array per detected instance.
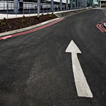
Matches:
[[65, 40, 81, 54]]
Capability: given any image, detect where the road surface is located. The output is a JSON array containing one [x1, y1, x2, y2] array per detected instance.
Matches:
[[0, 9, 106, 106]]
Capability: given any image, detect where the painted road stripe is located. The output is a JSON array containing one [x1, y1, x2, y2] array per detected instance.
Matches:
[[96, 23, 106, 32], [99, 23, 106, 32], [66, 40, 93, 98], [0, 18, 65, 40], [96, 24, 104, 32]]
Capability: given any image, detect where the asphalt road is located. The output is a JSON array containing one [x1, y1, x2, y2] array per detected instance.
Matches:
[[0, 9, 106, 106]]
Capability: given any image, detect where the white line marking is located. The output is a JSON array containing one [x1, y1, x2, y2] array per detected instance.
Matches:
[[66, 40, 93, 98]]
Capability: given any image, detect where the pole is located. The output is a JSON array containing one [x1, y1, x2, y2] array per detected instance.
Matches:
[[100, 0, 101, 8], [37, 0, 40, 18], [60, 0, 62, 11], [51, 0, 54, 12], [75, 0, 76, 8], [7, 0, 8, 18], [80, 0, 82, 8], [77, 0, 78, 8], [14, 0, 18, 13], [66, 0, 68, 10], [71, 0, 73, 8], [29, 0, 30, 16]]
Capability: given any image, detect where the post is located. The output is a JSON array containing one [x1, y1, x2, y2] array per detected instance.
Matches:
[[66, 0, 68, 10], [85, 0, 87, 7], [75, 0, 76, 8], [77, 0, 79, 8], [100, 0, 101, 8], [71, 0, 73, 8], [80, 0, 82, 8], [60, 0, 62, 11], [37, 0, 40, 18], [14, 0, 18, 13], [51, 0, 54, 12], [28, 0, 30, 16], [7, 0, 8, 18]]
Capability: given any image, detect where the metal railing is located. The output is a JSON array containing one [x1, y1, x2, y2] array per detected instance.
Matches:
[[0, 1, 64, 11], [0, 0, 87, 11]]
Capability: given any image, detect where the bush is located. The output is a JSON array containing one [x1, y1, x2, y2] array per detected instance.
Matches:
[[49, 14, 52, 18], [52, 12, 54, 15], [22, 19, 26, 24], [3, 17, 6, 21], [0, 18, 6, 27], [0, 22, 5, 27], [23, 15, 25, 18]]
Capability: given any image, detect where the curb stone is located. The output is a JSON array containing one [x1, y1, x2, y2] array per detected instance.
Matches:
[[0, 8, 89, 37], [0, 18, 60, 37]]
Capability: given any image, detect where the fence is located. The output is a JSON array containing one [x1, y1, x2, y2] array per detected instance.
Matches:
[[0, 1, 64, 11]]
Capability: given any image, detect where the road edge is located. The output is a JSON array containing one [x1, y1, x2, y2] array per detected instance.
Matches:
[[0, 18, 65, 40], [0, 17, 60, 37]]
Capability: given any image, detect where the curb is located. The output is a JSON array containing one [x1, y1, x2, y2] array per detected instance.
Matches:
[[0, 17, 60, 37], [0, 8, 88, 37], [0, 18, 65, 40], [55, 8, 90, 18], [54, 8, 88, 14]]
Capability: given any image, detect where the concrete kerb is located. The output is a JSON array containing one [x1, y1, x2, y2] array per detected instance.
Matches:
[[54, 8, 88, 14], [0, 18, 60, 37], [55, 8, 90, 18], [0, 8, 89, 37]]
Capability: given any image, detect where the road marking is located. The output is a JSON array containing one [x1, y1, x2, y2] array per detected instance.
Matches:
[[96, 23, 106, 32], [66, 40, 93, 98], [0, 18, 65, 40], [99, 23, 106, 32], [96, 24, 104, 32]]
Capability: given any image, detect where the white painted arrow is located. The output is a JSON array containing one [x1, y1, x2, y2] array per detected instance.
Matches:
[[66, 40, 93, 98]]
